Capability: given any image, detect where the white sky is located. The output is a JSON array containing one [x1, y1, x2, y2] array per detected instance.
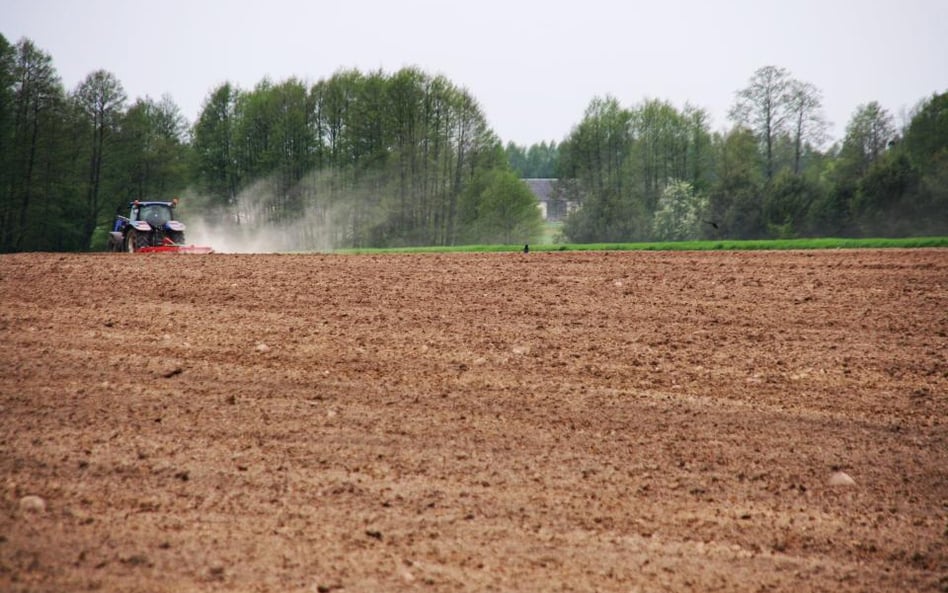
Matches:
[[4, 0, 947, 146]]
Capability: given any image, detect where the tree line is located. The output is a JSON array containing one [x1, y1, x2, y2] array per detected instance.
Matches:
[[0, 36, 944, 253], [0, 35, 541, 252], [553, 66, 947, 242], [505, 141, 558, 178], [0, 36, 194, 251], [190, 69, 543, 248]]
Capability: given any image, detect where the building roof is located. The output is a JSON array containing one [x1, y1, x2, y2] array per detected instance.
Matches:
[[523, 178, 556, 202]]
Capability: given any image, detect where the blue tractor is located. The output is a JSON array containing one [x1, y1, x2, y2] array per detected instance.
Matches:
[[107, 199, 211, 253]]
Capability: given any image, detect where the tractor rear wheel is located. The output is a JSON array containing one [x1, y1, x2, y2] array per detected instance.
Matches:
[[125, 230, 151, 252]]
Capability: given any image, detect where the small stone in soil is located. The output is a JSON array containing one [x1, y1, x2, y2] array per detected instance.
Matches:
[[19, 495, 46, 513]]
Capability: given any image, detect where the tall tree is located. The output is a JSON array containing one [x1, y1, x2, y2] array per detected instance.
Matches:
[[2, 38, 64, 251], [193, 82, 241, 218], [267, 78, 314, 218], [894, 92, 947, 235], [114, 95, 189, 203], [458, 169, 542, 244], [560, 97, 711, 242], [559, 96, 638, 242], [729, 65, 793, 180], [786, 80, 828, 174], [903, 92, 948, 174], [852, 151, 915, 236], [631, 99, 707, 210], [72, 69, 126, 249], [233, 78, 279, 184], [685, 105, 713, 191], [505, 142, 527, 175], [0, 34, 16, 250], [188, 68, 507, 249], [386, 67, 427, 239], [707, 127, 765, 239], [838, 101, 896, 178]]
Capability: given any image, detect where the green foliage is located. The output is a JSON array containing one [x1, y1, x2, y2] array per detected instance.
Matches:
[[0, 37, 83, 251], [652, 180, 708, 241], [188, 67, 511, 249], [729, 65, 793, 180], [901, 93, 948, 235], [72, 69, 127, 248], [560, 97, 713, 242], [805, 184, 854, 237], [728, 67, 828, 181], [506, 141, 558, 177], [192, 82, 240, 213], [706, 127, 764, 239], [914, 151, 948, 235], [903, 92, 947, 174], [0, 41, 945, 252], [837, 101, 895, 181], [114, 95, 190, 204], [0, 34, 13, 236], [834, 93, 948, 237], [458, 169, 543, 244], [852, 151, 917, 236], [764, 169, 824, 238]]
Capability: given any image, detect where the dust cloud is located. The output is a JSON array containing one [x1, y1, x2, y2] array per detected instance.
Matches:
[[178, 171, 380, 253]]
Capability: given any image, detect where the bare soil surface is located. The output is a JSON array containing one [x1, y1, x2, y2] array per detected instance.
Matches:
[[1, 249, 946, 592]]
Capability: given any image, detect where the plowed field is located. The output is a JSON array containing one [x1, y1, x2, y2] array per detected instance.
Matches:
[[1, 249, 946, 592]]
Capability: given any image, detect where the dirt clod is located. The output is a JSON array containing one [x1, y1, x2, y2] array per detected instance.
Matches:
[[162, 367, 183, 378]]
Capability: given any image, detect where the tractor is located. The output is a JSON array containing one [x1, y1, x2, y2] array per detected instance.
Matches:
[[107, 199, 212, 253]]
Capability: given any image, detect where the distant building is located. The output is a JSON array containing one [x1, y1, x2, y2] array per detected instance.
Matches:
[[523, 178, 572, 221]]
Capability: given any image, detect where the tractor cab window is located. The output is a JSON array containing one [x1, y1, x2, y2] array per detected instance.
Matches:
[[138, 204, 172, 226]]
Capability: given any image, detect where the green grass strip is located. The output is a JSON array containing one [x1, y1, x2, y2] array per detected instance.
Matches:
[[335, 237, 948, 254]]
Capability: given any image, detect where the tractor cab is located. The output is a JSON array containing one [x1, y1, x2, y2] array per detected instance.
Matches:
[[135, 203, 173, 227], [112, 199, 177, 233], [129, 200, 176, 227]]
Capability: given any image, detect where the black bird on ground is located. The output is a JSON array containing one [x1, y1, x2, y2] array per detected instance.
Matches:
[[523, 244, 530, 253]]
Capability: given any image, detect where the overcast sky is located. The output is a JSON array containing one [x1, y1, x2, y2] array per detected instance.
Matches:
[[5, 0, 947, 146]]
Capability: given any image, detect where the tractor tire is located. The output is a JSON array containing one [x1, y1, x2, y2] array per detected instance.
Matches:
[[125, 230, 151, 253], [169, 231, 186, 245]]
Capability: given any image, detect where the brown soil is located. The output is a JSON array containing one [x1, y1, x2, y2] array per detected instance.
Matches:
[[1, 249, 946, 592]]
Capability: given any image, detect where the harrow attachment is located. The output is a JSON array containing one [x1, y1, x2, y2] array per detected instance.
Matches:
[[137, 237, 214, 254]]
